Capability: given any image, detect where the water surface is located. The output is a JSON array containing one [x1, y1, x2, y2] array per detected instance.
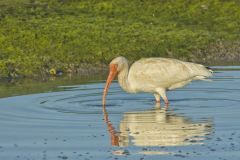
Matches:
[[0, 66, 240, 160]]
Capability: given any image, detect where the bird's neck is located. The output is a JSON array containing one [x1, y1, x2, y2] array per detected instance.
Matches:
[[118, 65, 133, 93]]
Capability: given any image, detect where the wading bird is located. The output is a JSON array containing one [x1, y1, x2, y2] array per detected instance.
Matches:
[[102, 56, 212, 106]]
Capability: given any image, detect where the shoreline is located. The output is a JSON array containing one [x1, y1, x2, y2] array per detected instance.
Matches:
[[0, 63, 239, 99], [1, 59, 240, 82], [2, 40, 240, 81]]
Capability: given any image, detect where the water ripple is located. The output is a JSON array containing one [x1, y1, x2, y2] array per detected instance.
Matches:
[[0, 68, 240, 160]]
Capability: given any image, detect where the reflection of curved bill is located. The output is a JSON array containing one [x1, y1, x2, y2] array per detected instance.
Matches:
[[103, 107, 120, 146], [103, 107, 212, 147]]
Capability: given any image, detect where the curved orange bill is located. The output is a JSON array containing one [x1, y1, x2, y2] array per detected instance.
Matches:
[[102, 64, 118, 106]]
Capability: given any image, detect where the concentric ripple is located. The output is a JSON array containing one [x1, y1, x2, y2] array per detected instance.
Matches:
[[0, 67, 240, 160]]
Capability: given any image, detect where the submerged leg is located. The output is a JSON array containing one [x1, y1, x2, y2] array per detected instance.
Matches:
[[162, 96, 169, 108], [154, 93, 160, 103], [156, 88, 169, 107]]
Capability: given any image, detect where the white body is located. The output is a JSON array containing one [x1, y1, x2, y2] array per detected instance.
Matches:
[[115, 57, 212, 103], [128, 58, 211, 92]]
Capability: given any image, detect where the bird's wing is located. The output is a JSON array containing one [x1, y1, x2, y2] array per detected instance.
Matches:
[[128, 58, 211, 90]]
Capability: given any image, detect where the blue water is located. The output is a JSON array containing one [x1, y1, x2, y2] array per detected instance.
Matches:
[[0, 67, 240, 160]]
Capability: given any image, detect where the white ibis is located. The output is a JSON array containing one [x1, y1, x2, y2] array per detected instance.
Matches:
[[102, 56, 212, 106]]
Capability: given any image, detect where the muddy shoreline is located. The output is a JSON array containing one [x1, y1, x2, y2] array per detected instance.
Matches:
[[1, 61, 240, 82]]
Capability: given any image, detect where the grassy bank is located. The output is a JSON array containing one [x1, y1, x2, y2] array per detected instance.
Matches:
[[0, 0, 240, 78]]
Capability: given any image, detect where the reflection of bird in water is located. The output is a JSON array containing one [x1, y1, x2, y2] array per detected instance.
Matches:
[[103, 56, 212, 106], [103, 106, 212, 147]]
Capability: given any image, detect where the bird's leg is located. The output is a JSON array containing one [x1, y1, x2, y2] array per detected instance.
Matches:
[[161, 93, 169, 106], [154, 93, 161, 103], [162, 96, 169, 106], [156, 88, 169, 107]]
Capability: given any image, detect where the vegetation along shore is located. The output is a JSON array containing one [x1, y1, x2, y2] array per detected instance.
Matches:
[[0, 0, 239, 79]]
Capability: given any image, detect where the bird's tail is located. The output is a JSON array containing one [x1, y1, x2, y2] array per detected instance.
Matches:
[[194, 75, 213, 81], [205, 66, 214, 73], [192, 65, 213, 81]]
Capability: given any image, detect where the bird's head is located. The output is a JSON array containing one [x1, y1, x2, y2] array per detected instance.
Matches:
[[102, 56, 128, 106]]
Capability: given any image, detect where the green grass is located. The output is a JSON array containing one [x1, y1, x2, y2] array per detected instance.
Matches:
[[0, 0, 240, 78]]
